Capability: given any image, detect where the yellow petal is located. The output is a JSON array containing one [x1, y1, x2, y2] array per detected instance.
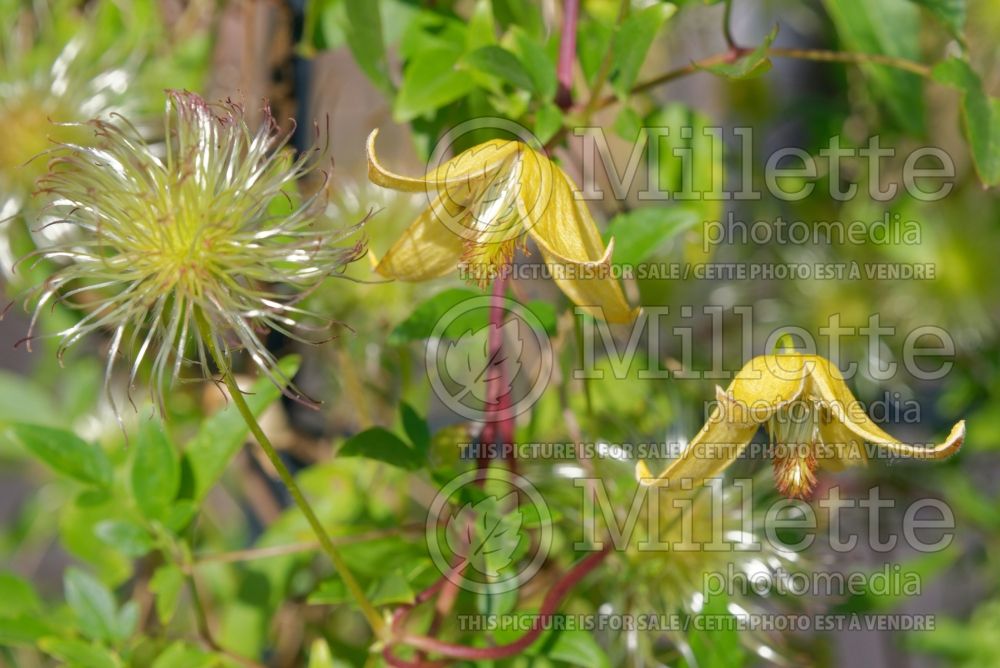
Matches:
[[727, 354, 809, 421], [636, 386, 759, 487], [373, 191, 465, 281], [817, 415, 869, 470], [520, 151, 638, 323], [366, 129, 519, 193], [808, 356, 964, 460]]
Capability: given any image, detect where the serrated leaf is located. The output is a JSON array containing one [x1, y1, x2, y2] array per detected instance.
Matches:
[[181, 355, 300, 502], [464, 45, 536, 92], [701, 25, 778, 79], [8, 424, 111, 489], [131, 417, 179, 521], [610, 3, 676, 99], [445, 493, 522, 577], [605, 206, 702, 266], [933, 58, 1000, 186], [338, 427, 423, 470]]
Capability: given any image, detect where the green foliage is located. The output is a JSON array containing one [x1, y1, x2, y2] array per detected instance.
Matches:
[[933, 57, 1000, 185], [2, 0, 999, 666], [823, 0, 925, 133]]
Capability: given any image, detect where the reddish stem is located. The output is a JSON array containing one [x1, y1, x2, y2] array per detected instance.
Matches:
[[396, 545, 612, 661], [480, 271, 515, 454], [555, 0, 580, 109]]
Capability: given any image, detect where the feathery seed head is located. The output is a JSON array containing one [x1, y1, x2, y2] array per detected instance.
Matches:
[[22, 90, 365, 416]]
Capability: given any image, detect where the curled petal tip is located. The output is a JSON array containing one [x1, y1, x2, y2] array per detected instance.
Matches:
[[937, 420, 965, 459]]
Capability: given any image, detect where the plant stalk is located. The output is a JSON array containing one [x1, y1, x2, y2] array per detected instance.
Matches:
[[194, 309, 385, 637]]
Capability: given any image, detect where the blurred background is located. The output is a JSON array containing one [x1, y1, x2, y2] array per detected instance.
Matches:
[[0, 0, 998, 666]]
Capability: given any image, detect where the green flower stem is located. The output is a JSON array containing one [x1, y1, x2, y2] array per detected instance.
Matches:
[[194, 309, 385, 637]]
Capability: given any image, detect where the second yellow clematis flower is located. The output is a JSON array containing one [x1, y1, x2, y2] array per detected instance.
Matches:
[[636, 353, 965, 499], [366, 130, 639, 323]]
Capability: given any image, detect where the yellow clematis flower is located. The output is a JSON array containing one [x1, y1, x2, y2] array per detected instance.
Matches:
[[635, 353, 965, 499], [366, 130, 639, 323]]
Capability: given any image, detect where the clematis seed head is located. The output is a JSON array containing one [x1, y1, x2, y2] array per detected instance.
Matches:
[[20, 90, 365, 419]]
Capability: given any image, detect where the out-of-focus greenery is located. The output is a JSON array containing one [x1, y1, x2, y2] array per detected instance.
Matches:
[[1, 0, 999, 667]]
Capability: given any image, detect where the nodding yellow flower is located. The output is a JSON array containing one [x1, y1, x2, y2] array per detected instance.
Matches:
[[366, 129, 639, 323], [22, 90, 365, 417], [635, 353, 965, 499]]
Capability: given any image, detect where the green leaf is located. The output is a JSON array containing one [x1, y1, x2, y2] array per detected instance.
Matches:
[[701, 25, 778, 79], [307, 578, 348, 605], [610, 3, 676, 99], [605, 207, 701, 266], [59, 496, 133, 584], [366, 571, 415, 606], [131, 418, 179, 521], [116, 601, 138, 642], [343, 0, 392, 93], [822, 0, 925, 134], [509, 27, 557, 101], [463, 45, 536, 92], [548, 628, 612, 668], [613, 106, 643, 141], [338, 427, 423, 470], [493, 0, 544, 37], [0, 615, 54, 646], [182, 355, 300, 502], [64, 568, 120, 643], [0, 572, 42, 617], [388, 288, 482, 344], [38, 637, 120, 668], [908, 0, 966, 39], [525, 300, 558, 336], [687, 593, 747, 668], [150, 564, 185, 625], [395, 45, 476, 121], [533, 102, 563, 144], [400, 403, 431, 455], [9, 424, 111, 489], [446, 493, 522, 577], [151, 641, 217, 668], [94, 520, 154, 558], [933, 58, 1000, 186]]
